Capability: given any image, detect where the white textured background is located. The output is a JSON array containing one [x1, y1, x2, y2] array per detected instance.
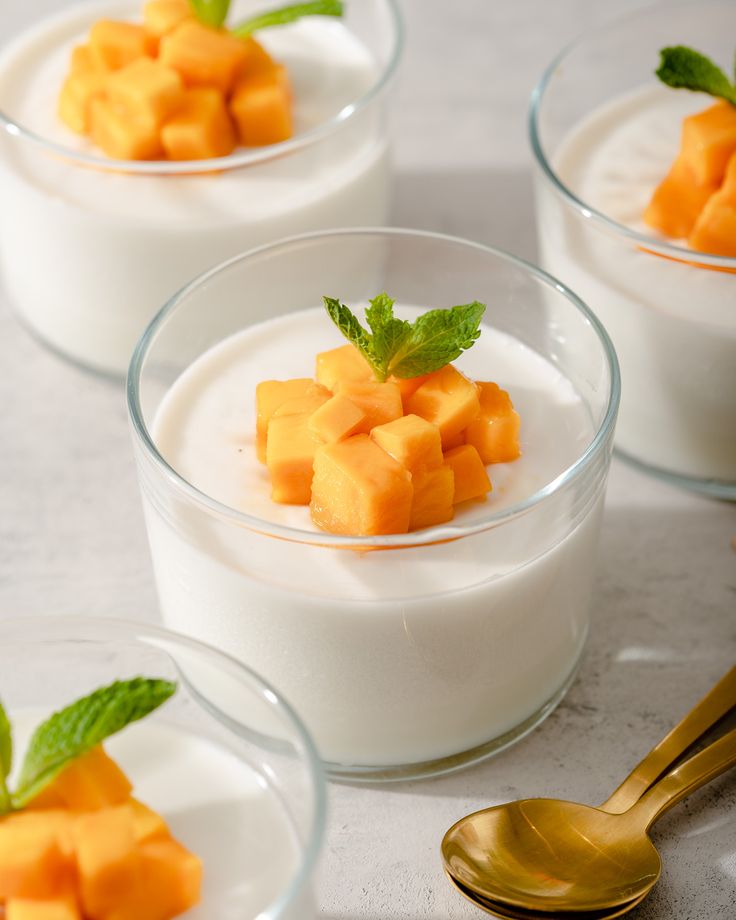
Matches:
[[1, 1, 735, 917]]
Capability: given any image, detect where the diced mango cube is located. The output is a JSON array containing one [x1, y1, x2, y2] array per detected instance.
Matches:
[[465, 382, 521, 464], [0, 814, 71, 900], [70, 44, 109, 75], [255, 378, 314, 463], [239, 37, 277, 78], [442, 428, 466, 451], [315, 344, 373, 392], [143, 0, 192, 38], [272, 385, 331, 418], [370, 413, 443, 473], [26, 746, 132, 812], [107, 58, 184, 128], [104, 838, 202, 920], [389, 373, 431, 407], [266, 413, 321, 504], [89, 21, 155, 71], [129, 799, 169, 844], [161, 87, 236, 160], [689, 151, 736, 257], [681, 101, 736, 187], [404, 364, 481, 448], [90, 97, 163, 160], [410, 466, 455, 530], [230, 64, 292, 146], [159, 20, 249, 94], [72, 804, 140, 919], [443, 445, 492, 504], [58, 71, 108, 134], [310, 435, 413, 535], [643, 155, 717, 239], [309, 394, 366, 443], [6, 894, 81, 920], [336, 380, 403, 433]]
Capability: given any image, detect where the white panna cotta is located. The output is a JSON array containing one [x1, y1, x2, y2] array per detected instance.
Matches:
[[11, 717, 312, 920], [535, 84, 736, 488], [0, 0, 393, 375], [143, 306, 603, 771]]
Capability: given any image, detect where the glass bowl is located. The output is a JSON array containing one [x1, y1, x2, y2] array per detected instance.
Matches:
[[128, 227, 620, 781], [0, 615, 326, 920], [0, 0, 403, 376], [530, 0, 736, 498]]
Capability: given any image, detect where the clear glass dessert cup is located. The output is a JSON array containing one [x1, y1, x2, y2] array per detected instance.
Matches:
[[128, 227, 620, 782], [530, 0, 736, 499], [0, 614, 326, 920], [0, 0, 402, 378]]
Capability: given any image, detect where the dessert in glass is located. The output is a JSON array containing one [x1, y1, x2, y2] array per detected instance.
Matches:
[[0, 614, 326, 919], [0, 0, 401, 376], [128, 228, 619, 781], [530, 0, 736, 498]]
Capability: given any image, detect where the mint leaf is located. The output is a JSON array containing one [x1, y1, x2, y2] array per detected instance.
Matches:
[[323, 294, 486, 381], [12, 678, 176, 808], [365, 294, 411, 381], [188, 0, 231, 28], [388, 302, 486, 378], [0, 700, 11, 814], [656, 46, 736, 106], [233, 0, 343, 38]]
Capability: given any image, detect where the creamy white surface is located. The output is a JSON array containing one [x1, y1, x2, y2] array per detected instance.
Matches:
[[0, 1, 389, 374], [12, 717, 308, 920], [143, 308, 603, 767], [538, 85, 736, 482]]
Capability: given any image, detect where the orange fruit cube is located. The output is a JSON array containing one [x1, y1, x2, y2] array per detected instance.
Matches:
[[404, 364, 480, 449], [230, 64, 292, 146], [107, 58, 184, 129], [689, 150, 736, 257], [129, 799, 170, 844], [410, 466, 455, 530], [159, 20, 249, 94], [370, 413, 443, 473], [255, 378, 314, 463], [272, 385, 331, 419], [90, 97, 163, 160], [315, 344, 373, 392], [26, 746, 132, 812], [161, 87, 236, 160], [443, 445, 492, 504], [0, 813, 72, 900], [266, 413, 321, 505], [681, 101, 736, 187], [89, 21, 155, 71], [309, 394, 367, 443], [310, 435, 413, 535], [643, 155, 717, 239], [58, 70, 108, 134], [336, 380, 403, 433], [143, 0, 192, 38], [464, 382, 521, 464], [6, 893, 81, 920]]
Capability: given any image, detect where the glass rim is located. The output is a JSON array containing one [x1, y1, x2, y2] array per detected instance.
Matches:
[[127, 227, 621, 549], [0, 613, 327, 920], [528, 0, 736, 270], [0, 0, 403, 176]]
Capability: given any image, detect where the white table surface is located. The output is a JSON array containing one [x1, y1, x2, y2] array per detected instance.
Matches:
[[1, 1, 735, 918]]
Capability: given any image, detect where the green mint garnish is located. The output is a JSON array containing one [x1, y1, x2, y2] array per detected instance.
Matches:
[[324, 293, 486, 382], [656, 46, 736, 106], [188, 0, 231, 29], [7, 678, 176, 811], [188, 0, 344, 36], [0, 701, 11, 813], [233, 1, 344, 38]]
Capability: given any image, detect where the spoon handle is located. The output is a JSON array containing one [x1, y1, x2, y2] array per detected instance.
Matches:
[[629, 724, 736, 830], [601, 665, 736, 813]]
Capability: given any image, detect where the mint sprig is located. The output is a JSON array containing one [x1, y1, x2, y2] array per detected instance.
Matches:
[[0, 677, 176, 813], [187, 0, 344, 37], [0, 701, 11, 813], [324, 293, 486, 381], [233, 1, 344, 38], [656, 46, 736, 106]]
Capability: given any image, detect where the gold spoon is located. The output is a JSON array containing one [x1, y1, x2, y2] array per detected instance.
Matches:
[[442, 666, 736, 914], [446, 873, 646, 919]]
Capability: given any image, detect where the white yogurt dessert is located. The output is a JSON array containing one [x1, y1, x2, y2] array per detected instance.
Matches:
[[129, 230, 619, 779], [0, 0, 400, 375], [531, 2, 736, 495]]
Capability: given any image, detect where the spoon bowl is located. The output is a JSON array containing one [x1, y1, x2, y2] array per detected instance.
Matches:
[[444, 799, 660, 911]]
